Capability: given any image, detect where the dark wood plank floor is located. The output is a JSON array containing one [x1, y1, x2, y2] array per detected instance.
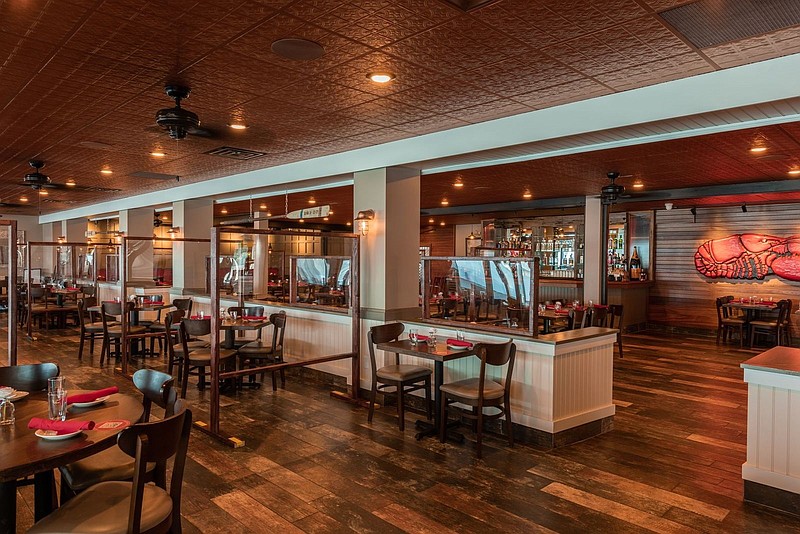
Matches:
[[7, 327, 800, 532]]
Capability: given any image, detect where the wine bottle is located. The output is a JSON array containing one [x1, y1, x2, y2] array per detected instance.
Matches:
[[629, 246, 641, 280]]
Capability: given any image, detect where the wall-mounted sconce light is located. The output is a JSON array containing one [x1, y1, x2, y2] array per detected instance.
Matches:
[[741, 204, 748, 213], [57, 236, 66, 244], [355, 209, 375, 236], [690, 207, 697, 223]]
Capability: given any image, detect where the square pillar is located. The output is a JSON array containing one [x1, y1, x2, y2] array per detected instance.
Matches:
[[354, 166, 420, 321], [173, 199, 213, 292], [583, 196, 603, 304]]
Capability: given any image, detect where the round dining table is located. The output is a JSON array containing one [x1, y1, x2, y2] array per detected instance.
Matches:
[[0, 391, 143, 534]]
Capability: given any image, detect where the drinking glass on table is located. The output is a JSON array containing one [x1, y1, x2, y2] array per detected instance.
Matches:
[[47, 377, 67, 421], [456, 330, 466, 341], [231, 311, 238, 322], [427, 328, 437, 347], [409, 328, 418, 345], [198, 310, 205, 319]]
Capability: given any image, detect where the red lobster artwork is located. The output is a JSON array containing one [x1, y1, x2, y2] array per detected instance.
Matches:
[[694, 234, 800, 281]]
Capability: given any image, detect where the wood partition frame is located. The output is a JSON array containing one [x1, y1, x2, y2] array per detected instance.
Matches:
[[207, 227, 361, 444], [2, 221, 17, 365], [25, 240, 97, 342], [118, 236, 213, 377]]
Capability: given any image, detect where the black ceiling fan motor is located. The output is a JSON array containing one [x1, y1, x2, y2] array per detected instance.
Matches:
[[155, 85, 200, 140], [601, 171, 625, 205], [23, 160, 52, 190]]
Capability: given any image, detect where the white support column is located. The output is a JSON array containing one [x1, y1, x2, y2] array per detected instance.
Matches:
[[583, 196, 603, 304], [172, 199, 213, 292], [119, 207, 154, 284], [64, 218, 87, 243], [354, 166, 420, 321]]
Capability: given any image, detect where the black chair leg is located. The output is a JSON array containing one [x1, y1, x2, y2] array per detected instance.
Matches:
[[424, 376, 432, 420], [367, 382, 377, 423], [439, 397, 448, 443], [78, 335, 85, 360], [397, 385, 405, 431]]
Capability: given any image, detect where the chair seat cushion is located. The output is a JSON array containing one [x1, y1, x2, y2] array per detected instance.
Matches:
[[59, 447, 154, 491], [376, 364, 431, 382], [84, 324, 105, 333], [106, 325, 148, 335], [750, 320, 779, 327], [186, 348, 237, 364], [238, 341, 281, 356], [173, 340, 210, 355], [148, 322, 167, 331], [28, 481, 172, 534], [440, 377, 505, 401]]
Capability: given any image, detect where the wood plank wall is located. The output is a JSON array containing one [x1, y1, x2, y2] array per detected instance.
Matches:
[[650, 204, 800, 337], [421, 225, 455, 257]]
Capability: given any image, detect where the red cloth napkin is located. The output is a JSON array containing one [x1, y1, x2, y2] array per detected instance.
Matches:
[[414, 334, 429, 342], [243, 315, 265, 320], [446, 338, 472, 348], [67, 387, 118, 405], [593, 304, 609, 309], [190, 315, 211, 320], [28, 418, 95, 434]]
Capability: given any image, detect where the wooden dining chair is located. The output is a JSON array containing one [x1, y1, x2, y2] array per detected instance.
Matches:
[[237, 311, 287, 391], [569, 308, 589, 329], [0, 362, 59, 391], [30, 403, 192, 534], [367, 323, 432, 431], [177, 318, 237, 398], [750, 299, 791, 348], [589, 306, 610, 327], [439, 340, 516, 459], [58, 369, 178, 504], [227, 306, 267, 348], [716, 297, 745, 347], [99, 301, 148, 365], [77, 297, 105, 360], [148, 298, 193, 356]]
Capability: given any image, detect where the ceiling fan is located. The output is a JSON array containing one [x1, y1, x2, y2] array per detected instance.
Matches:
[[155, 85, 223, 140], [21, 160, 121, 193]]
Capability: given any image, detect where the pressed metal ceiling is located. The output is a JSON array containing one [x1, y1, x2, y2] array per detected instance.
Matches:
[[1, 0, 800, 215]]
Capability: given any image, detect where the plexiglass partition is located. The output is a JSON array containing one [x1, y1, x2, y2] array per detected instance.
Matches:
[[25, 241, 98, 340], [0, 222, 18, 364], [421, 256, 539, 336]]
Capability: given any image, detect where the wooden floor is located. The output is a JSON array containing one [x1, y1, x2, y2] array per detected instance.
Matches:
[[8, 327, 800, 533]]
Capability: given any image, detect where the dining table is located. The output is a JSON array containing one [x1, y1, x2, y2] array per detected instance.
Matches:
[[538, 308, 572, 334], [375, 338, 477, 441], [220, 316, 270, 349], [0, 390, 143, 534]]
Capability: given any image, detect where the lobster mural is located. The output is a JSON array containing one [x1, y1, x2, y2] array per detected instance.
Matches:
[[694, 234, 800, 281]]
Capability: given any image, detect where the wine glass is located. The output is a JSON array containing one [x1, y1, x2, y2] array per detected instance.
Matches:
[[409, 328, 418, 345]]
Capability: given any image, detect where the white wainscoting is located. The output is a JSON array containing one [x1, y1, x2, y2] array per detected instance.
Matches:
[[742, 368, 800, 494]]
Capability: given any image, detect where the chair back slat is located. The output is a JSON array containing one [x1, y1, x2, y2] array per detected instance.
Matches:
[[269, 311, 287, 351], [173, 298, 193, 314], [183, 317, 212, 336], [367, 323, 404, 374], [132, 368, 177, 420]]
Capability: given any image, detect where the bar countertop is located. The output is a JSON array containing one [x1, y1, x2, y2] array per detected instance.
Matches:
[[741, 346, 800, 376]]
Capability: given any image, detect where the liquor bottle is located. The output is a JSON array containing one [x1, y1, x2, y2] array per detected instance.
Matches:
[[629, 246, 641, 280]]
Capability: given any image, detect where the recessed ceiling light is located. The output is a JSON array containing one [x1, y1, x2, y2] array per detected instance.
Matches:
[[632, 179, 644, 189], [789, 169, 800, 176], [346, 221, 352, 226], [439, 221, 445, 226], [227, 123, 248, 130], [323, 217, 329, 221], [367, 72, 395, 83], [453, 178, 464, 188], [220, 207, 228, 214], [20, 196, 28, 202], [266, 212, 272, 217], [441, 199, 449, 206], [39, 189, 48, 196], [523, 191, 533, 199], [259, 203, 267, 210], [150, 151, 166, 157], [750, 146, 767, 153], [66, 179, 76, 187], [428, 218, 434, 223], [100, 168, 112, 174], [308, 197, 316, 205], [299, 219, 305, 223]]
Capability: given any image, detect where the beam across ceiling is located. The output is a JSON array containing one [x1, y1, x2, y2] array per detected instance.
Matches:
[[39, 54, 800, 224]]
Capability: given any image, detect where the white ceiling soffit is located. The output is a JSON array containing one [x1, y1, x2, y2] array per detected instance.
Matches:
[[39, 53, 800, 224]]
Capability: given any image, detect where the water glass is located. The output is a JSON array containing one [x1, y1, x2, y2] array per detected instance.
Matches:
[[456, 330, 466, 341], [588, 299, 594, 308], [555, 302, 562, 311], [48, 376, 65, 394], [198, 310, 205, 319], [231, 311, 238, 321], [48, 389, 68, 421], [409, 329, 418, 345], [114, 296, 121, 303], [427, 328, 437, 347], [0, 398, 14, 426]]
